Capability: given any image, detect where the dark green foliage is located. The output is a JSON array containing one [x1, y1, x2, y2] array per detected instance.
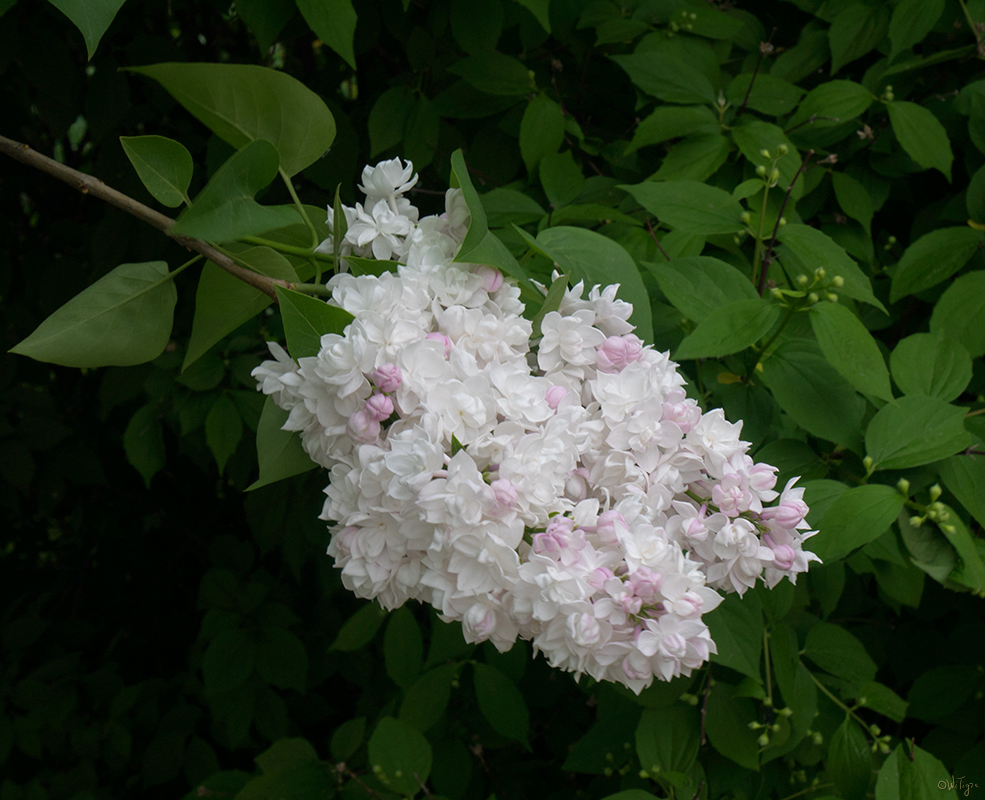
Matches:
[[3, 0, 985, 798]]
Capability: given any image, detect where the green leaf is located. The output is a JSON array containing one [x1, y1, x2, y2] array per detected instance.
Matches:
[[940, 511, 985, 593], [514, 0, 550, 32], [330, 718, 366, 761], [529, 273, 568, 339], [599, 792, 661, 800], [450, 150, 531, 287], [803, 622, 877, 683], [899, 511, 958, 583], [890, 333, 973, 402], [532, 226, 652, 343], [124, 404, 165, 488], [254, 738, 318, 775], [473, 663, 529, 747], [10, 261, 176, 368], [520, 95, 564, 172], [635, 705, 700, 777], [448, 53, 532, 95], [621, 181, 745, 235], [329, 602, 387, 652], [968, 162, 985, 223], [120, 135, 193, 207], [129, 62, 335, 177], [481, 188, 546, 227], [886, 101, 953, 181], [205, 394, 243, 475], [876, 744, 959, 800], [275, 287, 354, 360], [46, 0, 126, 59], [625, 105, 718, 154], [171, 141, 298, 242], [706, 591, 763, 679], [930, 270, 985, 356], [295, 0, 357, 68], [255, 627, 307, 692], [203, 628, 256, 693], [939, 455, 985, 531], [403, 95, 440, 170], [185, 247, 298, 370], [777, 224, 884, 312], [890, 227, 981, 302], [812, 484, 905, 561], [645, 256, 758, 323], [367, 717, 432, 797], [400, 665, 457, 732], [856, 681, 908, 723], [788, 77, 873, 132], [611, 52, 717, 105], [384, 607, 423, 689], [889, 0, 944, 62], [248, 397, 317, 491], [726, 73, 804, 117], [235, 0, 295, 55], [831, 172, 873, 236], [828, 719, 872, 800], [705, 683, 759, 770], [809, 302, 893, 401], [674, 299, 780, 361], [450, 0, 503, 53], [651, 134, 730, 183], [866, 396, 972, 470], [829, 4, 890, 74], [760, 340, 865, 450], [368, 86, 414, 157], [540, 150, 585, 208]]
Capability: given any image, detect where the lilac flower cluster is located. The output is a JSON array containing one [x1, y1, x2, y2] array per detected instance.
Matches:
[[254, 159, 820, 693]]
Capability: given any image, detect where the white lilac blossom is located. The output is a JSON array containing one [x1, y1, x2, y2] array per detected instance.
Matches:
[[253, 159, 821, 693]]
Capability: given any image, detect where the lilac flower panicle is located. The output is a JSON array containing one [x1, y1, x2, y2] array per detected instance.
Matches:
[[253, 160, 821, 693]]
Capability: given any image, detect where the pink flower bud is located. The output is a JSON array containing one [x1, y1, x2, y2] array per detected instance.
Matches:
[[475, 264, 504, 293], [662, 399, 700, 433], [489, 479, 518, 514], [596, 334, 644, 373], [772, 543, 796, 570], [596, 510, 628, 544], [426, 331, 452, 358], [671, 591, 704, 618], [545, 385, 568, 410], [347, 408, 380, 443], [372, 363, 402, 392], [771, 498, 809, 529], [365, 393, 394, 421], [629, 567, 662, 600], [748, 463, 778, 494], [588, 567, 615, 591]]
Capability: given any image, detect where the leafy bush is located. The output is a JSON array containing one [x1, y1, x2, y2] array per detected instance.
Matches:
[[2, 0, 985, 798]]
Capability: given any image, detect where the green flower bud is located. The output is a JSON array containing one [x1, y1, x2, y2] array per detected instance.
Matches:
[[814, 267, 826, 280], [771, 168, 781, 181], [826, 292, 838, 302], [929, 483, 942, 502], [779, 707, 794, 717], [756, 164, 768, 177], [910, 516, 925, 527], [831, 275, 844, 287], [897, 477, 910, 495], [777, 144, 789, 155], [760, 148, 771, 158], [807, 292, 819, 304], [887, 235, 897, 244], [757, 733, 770, 747], [639, 770, 650, 779], [740, 211, 751, 224], [778, 216, 787, 226], [797, 274, 809, 287], [812, 731, 823, 746], [770, 287, 783, 299]]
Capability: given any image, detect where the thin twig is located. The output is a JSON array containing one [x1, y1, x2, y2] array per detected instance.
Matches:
[[736, 32, 776, 118], [336, 763, 384, 799], [700, 666, 712, 746], [757, 149, 814, 296], [783, 114, 839, 135], [0, 134, 292, 300], [415, 773, 434, 798], [645, 218, 672, 262]]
